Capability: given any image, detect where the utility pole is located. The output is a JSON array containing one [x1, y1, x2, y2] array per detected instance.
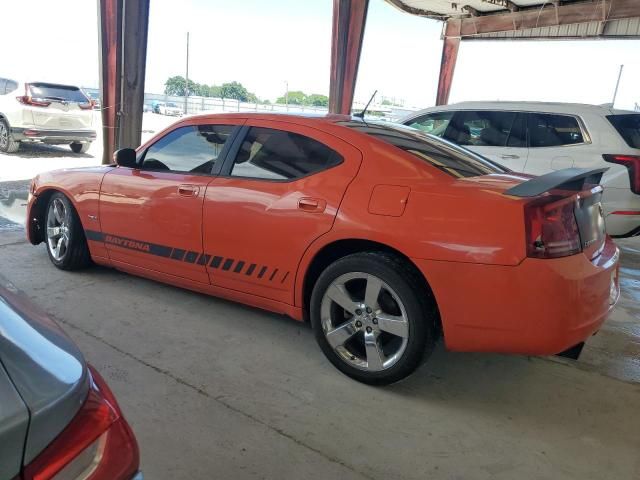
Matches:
[[185, 32, 190, 114], [284, 80, 289, 110], [612, 64, 623, 107]]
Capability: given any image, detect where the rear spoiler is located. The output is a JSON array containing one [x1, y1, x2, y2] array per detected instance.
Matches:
[[504, 168, 608, 198]]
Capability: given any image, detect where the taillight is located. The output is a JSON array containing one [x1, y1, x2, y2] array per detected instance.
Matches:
[[524, 195, 581, 259], [603, 154, 640, 194], [17, 96, 51, 107], [22, 366, 139, 480]]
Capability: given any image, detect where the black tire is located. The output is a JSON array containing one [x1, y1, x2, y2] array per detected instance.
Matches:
[[44, 192, 92, 270], [310, 252, 436, 385], [70, 142, 91, 154], [0, 118, 20, 153]]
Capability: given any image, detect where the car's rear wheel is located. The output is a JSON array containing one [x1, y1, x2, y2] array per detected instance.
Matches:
[[310, 252, 435, 385], [70, 142, 91, 154], [0, 119, 20, 153], [45, 193, 91, 270]]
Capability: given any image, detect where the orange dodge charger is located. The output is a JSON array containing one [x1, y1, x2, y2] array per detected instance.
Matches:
[[26, 114, 620, 384]]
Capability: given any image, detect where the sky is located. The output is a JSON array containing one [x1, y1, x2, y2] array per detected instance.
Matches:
[[1, 0, 639, 110]]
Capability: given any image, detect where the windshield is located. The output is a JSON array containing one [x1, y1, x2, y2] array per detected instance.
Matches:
[[607, 114, 640, 149], [28, 83, 88, 103], [339, 120, 509, 178]]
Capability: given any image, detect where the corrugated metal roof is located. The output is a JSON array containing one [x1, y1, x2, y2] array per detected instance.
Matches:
[[386, 0, 591, 19], [385, 0, 640, 39], [474, 15, 640, 38]]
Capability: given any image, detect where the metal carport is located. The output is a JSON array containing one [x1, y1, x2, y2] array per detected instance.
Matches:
[[97, 0, 640, 164]]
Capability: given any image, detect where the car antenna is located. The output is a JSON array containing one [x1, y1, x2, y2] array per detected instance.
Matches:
[[354, 90, 377, 119]]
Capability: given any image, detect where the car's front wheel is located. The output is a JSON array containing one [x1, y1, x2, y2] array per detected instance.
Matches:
[[44, 192, 92, 270], [310, 252, 436, 385], [0, 118, 20, 153], [70, 142, 91, 154]]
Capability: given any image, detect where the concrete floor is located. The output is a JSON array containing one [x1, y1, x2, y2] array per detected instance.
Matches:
[[0, 224, 639, 479]]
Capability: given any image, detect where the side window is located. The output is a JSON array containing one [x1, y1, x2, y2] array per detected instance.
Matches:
[[5, 80, 18, 95], [230, 127, 343, 180], [406, 112, 454, 137], [141, 124, 234, 174], [448, 111, 525, 147], [0, 78, 6, 95], [528, 113, 584, 148]]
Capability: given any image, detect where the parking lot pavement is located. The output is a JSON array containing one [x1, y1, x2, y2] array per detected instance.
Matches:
[[0, 230, 639, 480]]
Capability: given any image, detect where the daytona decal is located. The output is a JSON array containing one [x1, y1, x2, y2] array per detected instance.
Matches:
[[84, 230, 288, 283]]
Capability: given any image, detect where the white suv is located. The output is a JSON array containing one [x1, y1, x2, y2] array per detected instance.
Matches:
[[0, 78, 96, 154], [402, 101, 640, 238]]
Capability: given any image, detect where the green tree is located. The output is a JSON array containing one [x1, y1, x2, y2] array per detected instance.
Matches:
[[220, 81, 251, 101], [306, 93, 329, 107], [164, 76, 201, 96], [277, 90, 306, 105]]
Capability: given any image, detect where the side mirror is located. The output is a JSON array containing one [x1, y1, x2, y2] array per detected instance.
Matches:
[[113, 148, 138, 168]]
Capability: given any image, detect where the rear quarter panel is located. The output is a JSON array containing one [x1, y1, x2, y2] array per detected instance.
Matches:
[[294, 132, 527, 306]]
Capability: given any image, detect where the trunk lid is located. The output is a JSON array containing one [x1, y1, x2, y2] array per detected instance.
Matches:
[[26, 82, 93, 129], [464, 168, 607, 259], [0, 276, 89, 466]]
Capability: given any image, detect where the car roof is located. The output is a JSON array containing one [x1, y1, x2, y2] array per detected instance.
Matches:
[[404, 101, 638, 118], [181, 111, 358, 125]]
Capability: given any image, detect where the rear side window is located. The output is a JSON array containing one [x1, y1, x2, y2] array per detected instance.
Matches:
[[230, 127, 343, 180], [448, 111, 526, 148], [28, 83, 89, 103], [0, 78, 6, 95], [142, 124, 235, 174], [342, 121, 508, 178], [405, 112, 454, 137], [607, 114, 640, 149], [528, 113, 584, 147]]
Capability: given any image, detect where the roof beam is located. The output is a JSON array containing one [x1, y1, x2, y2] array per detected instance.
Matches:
[[444, 0, 640, 38]]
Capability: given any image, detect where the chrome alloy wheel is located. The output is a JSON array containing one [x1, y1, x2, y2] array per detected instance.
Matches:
[[46, 198, 70, 261], [320, 272, 410, 372], [0, 122, 8, 150]]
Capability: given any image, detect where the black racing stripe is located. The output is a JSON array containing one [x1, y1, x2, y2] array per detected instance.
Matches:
[[210, 256, 223, 268], [171, 249, 186, 261], [184, 251, 199, 263], [281, 271, 289, 284], [85, 230, 104, 242], [257, 266, 267, 279], [197, 254, 211, 266], [222, 259, 234, 271], [84, 231, 278, 278]]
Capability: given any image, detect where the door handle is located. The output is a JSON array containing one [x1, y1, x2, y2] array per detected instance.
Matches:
[[178, 185, 200, 197], [500, 154, 520, 159], [298, 197, 326, 213]]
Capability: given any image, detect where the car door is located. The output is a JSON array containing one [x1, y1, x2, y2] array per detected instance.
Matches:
[[524, 112, 585, 175], [444, 111, 528, 172], [98, 121, 240, 283], [201, 120, 362, 305]]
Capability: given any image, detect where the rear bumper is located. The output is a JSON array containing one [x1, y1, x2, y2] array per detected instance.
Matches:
[[413, 237, 620, 355], [11, 127, 96, 144]]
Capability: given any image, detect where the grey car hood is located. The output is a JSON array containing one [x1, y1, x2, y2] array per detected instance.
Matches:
[[0, 276, 89, 469], [0, 360, 29, 480]]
